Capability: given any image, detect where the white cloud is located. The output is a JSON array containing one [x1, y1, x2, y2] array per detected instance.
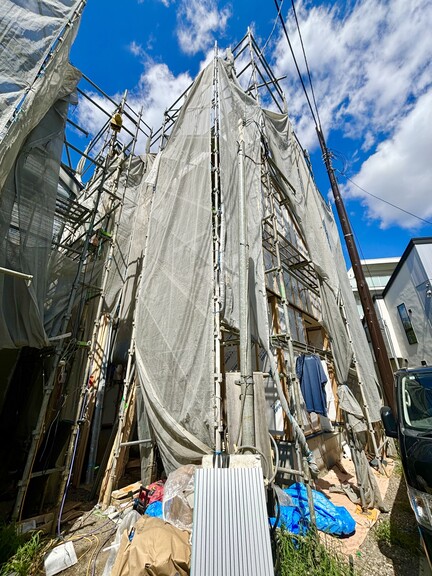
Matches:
[[271, 0, 432, 229], [128, 60, 193, 146], [177, 0, 231, 55], [345, 89, 432, 230], [128, 41, 145, 58], [138, 0, 172, 5], [273, 0, 432, 149], [74, 58, 194, 155]]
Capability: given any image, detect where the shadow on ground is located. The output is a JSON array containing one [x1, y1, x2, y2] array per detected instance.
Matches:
[[377, 473, 422, 576]]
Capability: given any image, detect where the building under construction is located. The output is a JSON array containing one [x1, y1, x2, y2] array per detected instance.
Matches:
[[0, 0, 388, 561]]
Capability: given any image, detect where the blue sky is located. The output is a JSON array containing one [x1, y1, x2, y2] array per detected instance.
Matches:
[[69, 0, 432, 265]]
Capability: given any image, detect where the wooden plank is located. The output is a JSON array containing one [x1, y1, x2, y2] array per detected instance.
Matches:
[[111, 480, 141, 501], [269, 294, 291, 437], [115, 384, 137, 482], [17, 512, 54, 535], [98, 377, 137, 506], [72, 314, 110, 487]]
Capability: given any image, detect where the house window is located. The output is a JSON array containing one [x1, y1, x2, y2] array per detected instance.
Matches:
[[397, 303, 418, 345]]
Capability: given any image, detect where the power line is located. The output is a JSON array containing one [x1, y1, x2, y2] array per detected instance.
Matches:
[[273, 0, 318, 128], [340, 171, 432, 227], [290, 0, 322, 128], [260, 0, 285, 58], [273, 2, 432, 230]]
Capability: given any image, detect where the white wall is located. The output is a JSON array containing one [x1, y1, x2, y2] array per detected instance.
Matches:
[[375, 297, 403, 360], [383, 246, 432, 367]]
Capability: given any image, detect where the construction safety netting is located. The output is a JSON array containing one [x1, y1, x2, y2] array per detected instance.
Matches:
[[0, 0, 81, 348], [262, 110, 382, 422], [134, 56, 383, 506], [0, 91, 79, 348], [135, 65, 215, 472], [0, 0, 81, 142]]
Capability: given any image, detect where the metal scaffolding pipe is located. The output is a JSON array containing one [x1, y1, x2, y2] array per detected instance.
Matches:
[[0, 266, 33, 284], [238, 119, 255, 447]]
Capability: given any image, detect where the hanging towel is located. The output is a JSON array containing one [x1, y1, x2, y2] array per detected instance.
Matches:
[[296, 354, 328, 416], [320, 359, 336, 431]]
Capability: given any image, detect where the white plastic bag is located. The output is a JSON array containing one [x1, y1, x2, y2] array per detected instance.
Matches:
[[162, 464, 196, 532]]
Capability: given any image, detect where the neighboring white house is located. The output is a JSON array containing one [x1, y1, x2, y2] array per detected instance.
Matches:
[[347, 257, 400, 318], [379, 238, 432, 369], [348, 238, 432, 370]]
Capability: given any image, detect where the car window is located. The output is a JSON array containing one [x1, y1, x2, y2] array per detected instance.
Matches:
[[401, 372, 432, 430]]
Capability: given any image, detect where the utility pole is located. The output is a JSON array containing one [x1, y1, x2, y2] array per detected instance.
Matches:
[[316, 127, 396, 414]]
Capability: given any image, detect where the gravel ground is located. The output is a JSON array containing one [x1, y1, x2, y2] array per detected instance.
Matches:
[[355, 468, 430, 576]]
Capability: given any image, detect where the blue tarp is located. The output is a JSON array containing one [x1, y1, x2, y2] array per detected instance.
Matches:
[[145, 500, 163, 518], [270, 483, 356, 537]]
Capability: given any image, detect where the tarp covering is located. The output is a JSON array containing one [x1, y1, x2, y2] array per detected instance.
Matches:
[[0, 0, 81, 348], [218, 60, 269, 347], [104, 154, 156, 485], [0, 0, 81, 143], [110, 515, 190, 576], [0, 95, 72, 348], [270, 482, 356, 537], [261, 110, 381, 422], [135, 64, 215, 472], [0, 9, 81, 195]]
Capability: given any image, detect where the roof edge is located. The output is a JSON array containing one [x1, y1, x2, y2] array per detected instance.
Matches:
[[382, 237, 432, 297]]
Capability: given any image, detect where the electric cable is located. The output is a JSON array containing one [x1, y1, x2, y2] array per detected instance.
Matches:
[[290, 0, 322, 127], [91, 526, 117, 576], [338, 171, 432, 227], [270, 487, 281, 535], [86, 534, 100, 576], [273, 0, 319, 129], [260, 0, 285, 59], [235, 445, 271, 481], [275, 0, 432, 231]]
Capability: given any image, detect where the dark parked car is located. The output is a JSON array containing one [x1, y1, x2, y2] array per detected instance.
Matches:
[[381, 366, 432, 567]]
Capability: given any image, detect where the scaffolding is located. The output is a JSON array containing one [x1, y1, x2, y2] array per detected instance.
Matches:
[[1, 21, 386, 530], [8, 65, 151, 522]]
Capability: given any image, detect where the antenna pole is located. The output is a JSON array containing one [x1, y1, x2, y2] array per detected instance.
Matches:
[[316, 126, 396, 414]]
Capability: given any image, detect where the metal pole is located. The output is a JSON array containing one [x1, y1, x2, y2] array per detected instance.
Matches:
[[212, 46, 223, 453], [238, 119, 255, 447], [259, 115, 316, 525], [11, 130, 109, 522], [85, 316, 112, 484], [247, 28, 260, 103], [0, 266, 33, 284], [101, 289, 140, 508], [85, 104, 142, 484], [53, 120, 122, 531], [316, 127, 396, 414]]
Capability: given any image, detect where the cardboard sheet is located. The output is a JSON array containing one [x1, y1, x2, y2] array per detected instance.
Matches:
[[110, 515, 190, 576]]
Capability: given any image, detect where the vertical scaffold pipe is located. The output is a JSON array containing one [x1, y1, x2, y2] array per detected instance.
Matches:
[[212, 47, 223, 453], [10, 0, 88, 524], [238, 119, 255, 447], [85, 105, 142, 485], [53, 121, 121, 534], [339, 296, 382, 469]]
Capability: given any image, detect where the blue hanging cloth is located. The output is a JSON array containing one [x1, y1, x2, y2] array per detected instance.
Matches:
[[296, 354, 328, 416]]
